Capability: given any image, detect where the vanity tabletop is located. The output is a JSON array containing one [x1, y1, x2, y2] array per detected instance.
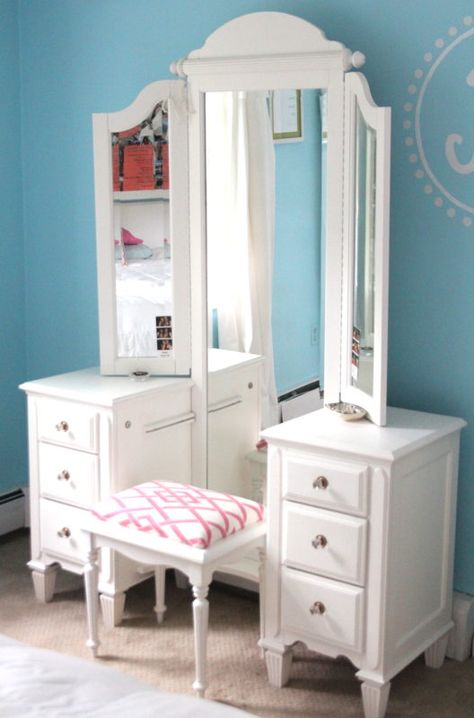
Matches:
[[261, 406, 466, 462], [19, 367, 193, 406]]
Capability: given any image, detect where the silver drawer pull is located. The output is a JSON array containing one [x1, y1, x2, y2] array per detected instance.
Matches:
[[309, 601, 326, 616], [311, 534, 328, 549], [57, 470, 70, 481], [57, 527, 71, 538], [313, 475, 329, 490], [55, 420, 69, 433]]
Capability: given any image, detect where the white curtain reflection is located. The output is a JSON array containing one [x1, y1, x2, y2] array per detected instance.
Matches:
[[206, 91, 278, 427]]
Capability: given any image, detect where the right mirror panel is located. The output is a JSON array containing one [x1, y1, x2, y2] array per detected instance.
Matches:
[[342, 72, 391, 425], [351, 105, 376, 397]]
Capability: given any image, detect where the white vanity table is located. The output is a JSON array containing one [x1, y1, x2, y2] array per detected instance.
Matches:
[[260, 406, 465, 718], [20, 10, 465, 718]]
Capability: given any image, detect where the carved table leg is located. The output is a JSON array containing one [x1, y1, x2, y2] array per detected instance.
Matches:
[[191, 583, 210, 698], [83, 548, 100, 657], [360, 679, 391, 718], [100, 591, 126, 630], [424, 632, 450, 669], [30, 564, 58, 603], [154, 566, 167, 624], [264, 646, 293, 688]]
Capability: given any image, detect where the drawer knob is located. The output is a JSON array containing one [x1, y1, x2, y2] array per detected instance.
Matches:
[[311, 534, 328, 549], [313, 475, 329, 490], [309, 601, 326, 616], [57, 527, 71, 538], [57, 470, 70, 481], [55, 420, 69, 433]]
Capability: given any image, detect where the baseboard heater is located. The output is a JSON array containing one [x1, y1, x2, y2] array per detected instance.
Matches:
[[0, 489, 26, 537], [279, 381, 324, 422]]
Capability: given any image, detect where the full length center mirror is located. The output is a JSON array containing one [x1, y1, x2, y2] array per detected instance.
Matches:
[[205, 88, 327, 432]]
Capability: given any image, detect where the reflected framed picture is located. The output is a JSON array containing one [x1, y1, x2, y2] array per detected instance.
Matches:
[[271, 89, 303, 142]]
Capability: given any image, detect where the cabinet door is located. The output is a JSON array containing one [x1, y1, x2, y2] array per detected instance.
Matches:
[[93, 80, 191, 376], [340, 72, 391, 425]]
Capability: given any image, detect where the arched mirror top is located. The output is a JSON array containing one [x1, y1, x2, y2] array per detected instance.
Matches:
[[171, 12, 366, 79]]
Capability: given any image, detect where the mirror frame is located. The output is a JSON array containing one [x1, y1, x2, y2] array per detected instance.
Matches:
[[93, 80, 191, 376], [172, 10, 379, 486], [341, 72, 391, 425]]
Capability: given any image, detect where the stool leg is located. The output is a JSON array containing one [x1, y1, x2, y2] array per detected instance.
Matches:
[[191, 583, 210, 698], [84, 548, 100, 657], [154, 566, 167, 624]]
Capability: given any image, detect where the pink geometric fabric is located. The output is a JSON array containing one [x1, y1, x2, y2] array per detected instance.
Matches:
[[90, 481, 265, 549]]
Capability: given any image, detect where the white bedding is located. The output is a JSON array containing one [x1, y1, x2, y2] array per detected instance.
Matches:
[[0, 634, 257, 718], [116, 254, 172, 357]]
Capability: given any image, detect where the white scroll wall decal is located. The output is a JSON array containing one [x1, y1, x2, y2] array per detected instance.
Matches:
[[404, 16, 474, 228]]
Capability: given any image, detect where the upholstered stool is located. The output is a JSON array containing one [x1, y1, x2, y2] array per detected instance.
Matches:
[[81, 480, 266, 697]]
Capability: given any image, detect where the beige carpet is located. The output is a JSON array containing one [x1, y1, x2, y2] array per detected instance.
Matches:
[[1, 529, 473, 717]]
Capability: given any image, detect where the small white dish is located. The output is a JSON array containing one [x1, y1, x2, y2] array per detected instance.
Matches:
[[325, 401, 367, 421]]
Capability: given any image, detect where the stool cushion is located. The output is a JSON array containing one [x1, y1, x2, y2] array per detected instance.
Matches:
[[90, 481, 265, 549]]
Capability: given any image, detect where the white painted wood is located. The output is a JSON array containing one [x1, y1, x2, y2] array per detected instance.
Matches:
[[282, 452, 369, 516], [264, 647, 293, 688], [99, 592, 126, 630], [446, 592, 474, 661], [341, 72, 391, 425], [260, 406, 465, 718], [20, 360, 261, 622], [282, 503, 367, 585], [154, 566, 167, 624], [20, 368, 193, 626], [360, 680, 391, 718], [192, 584, 210, 698], [81, 509, 266, 697], [39, 444, 99, 507], [84, 548, 100, 656], [424, 631, 449, 669], [93, 80, 191, 377]]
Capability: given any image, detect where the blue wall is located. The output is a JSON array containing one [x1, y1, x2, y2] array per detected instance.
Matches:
[[0, 0, 26, 493], [273, 89, 322, 394], [5, 0, 473, 594]]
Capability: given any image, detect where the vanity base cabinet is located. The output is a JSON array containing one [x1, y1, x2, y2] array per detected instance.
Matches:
[[260, 407, 465, 718], [20, 368, 194, 628]]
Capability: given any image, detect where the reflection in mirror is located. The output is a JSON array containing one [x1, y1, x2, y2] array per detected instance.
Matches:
[[351, 105, 376, 396], [111, 101, 174, 358], [205, 89, 326, 428]]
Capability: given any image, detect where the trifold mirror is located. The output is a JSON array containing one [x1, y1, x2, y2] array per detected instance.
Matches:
[[93, 11, 390, 427]]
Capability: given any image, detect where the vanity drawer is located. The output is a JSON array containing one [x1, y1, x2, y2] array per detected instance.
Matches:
[[39, 443, 99, 507], [208, 362, 259, 413], [37, 400, 99, 452], [282, 452, 368, 516], [282, 502, 367, 586], [40, 499, 90, 563], [281, 565, 365, 652]]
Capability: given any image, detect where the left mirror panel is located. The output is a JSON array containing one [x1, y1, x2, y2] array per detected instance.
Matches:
[[93, 81, 191, 376]]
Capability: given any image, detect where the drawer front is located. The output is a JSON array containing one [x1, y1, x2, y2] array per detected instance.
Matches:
[[40, 499, 89, 563], [281, 566, 365, 652], [282, 502, 367, 586], [208, 363, 259, 413], [39, 443, 99, 507], [282, 452, 368, 516], [37, 400, 98, 452]]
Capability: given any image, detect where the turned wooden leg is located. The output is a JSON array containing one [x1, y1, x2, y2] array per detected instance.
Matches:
[[100, 591, 126, 630], [191, 584, 210, 698], [360, 679, 391, 718], [425, 632, 450, 669], [257, 546, 265, 658], [154, 566, 167, 624], [264, 646, 293, 687], [83, 548, 100, 658], [30, 565, 58, 603]]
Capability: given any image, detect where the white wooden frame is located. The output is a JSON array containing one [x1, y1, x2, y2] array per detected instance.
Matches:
[[93, 80, 191, 376], [171, 11, 370, 483], [341, 73, 391, 425]]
